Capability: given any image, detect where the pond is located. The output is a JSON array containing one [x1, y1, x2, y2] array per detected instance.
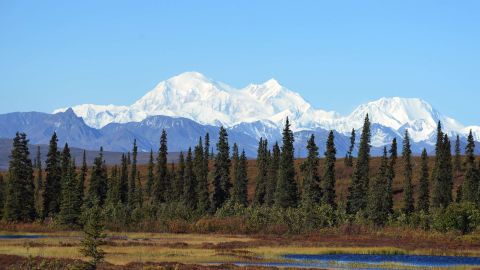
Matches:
[[286, 254, 480, 268], [235, 254, 480, 269], [0, 234, 46, 239]]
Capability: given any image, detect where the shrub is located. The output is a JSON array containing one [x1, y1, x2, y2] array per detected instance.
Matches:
[[432, 203, 480, 234]]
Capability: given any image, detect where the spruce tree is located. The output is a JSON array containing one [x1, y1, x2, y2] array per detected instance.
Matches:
[[443, 135, 454, 206], [146, 150, 154, 196], [61, 143, 71, 183], [367, 147, 388, 226], [3, 133, 35, 221], [174, 152, 185, 201], [193, 137, 204, 203], [87, 148, 108, 206], [232, 150, 248, 206], [461, 130, 478, 203], [34, 146, 43, 218], [345, 128, 355, 167], [0, 174, 4, 219], [79, 198, 106, 270], [432, 128, 454, 209], [212, 127, 231, 210], [301, 134, 321, 204], [183, 148, 197, 209], [128, 139, 138, 208], [154, 130, 169, 203], [231, 143, 240, 198], [402, 130, 414, 215], [118, 154, 129, 204], [275, 117, 298, 208], [106, 165, 119, 205], [167, 163, 176, 201], [43, 132, 61, 218], [253, 138, 269, 205], [196, 134, 211, 213], [59, 156, 81, 226], [454, 134, 462, 173], [265, 142, 280, 206], [78, 150, 87, 207], [134, 172, 143, 207], [417, 149, 430, 213], [431, 122, 444, 208], [347, 115, 371, 214], [385, 138, 397, 214], [321, 131, 337, 207]]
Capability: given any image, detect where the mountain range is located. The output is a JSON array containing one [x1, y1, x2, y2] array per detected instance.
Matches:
[[0, 71, 478, 158]]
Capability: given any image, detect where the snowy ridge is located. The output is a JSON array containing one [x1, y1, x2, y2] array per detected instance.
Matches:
[[55, 72, 480, 147]]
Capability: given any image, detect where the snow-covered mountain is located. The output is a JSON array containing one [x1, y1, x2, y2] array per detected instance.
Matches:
[[55, 71, 479, 148], [55, 72, 338, 130]]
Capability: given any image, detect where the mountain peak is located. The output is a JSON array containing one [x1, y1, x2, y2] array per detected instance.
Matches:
[[263, 78, 281, 88], [349, 97, 438, 129], [171, 71, 209, 82], [56, 72, 474, 145]]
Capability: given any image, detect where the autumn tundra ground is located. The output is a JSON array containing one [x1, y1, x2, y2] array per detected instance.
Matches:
[[2, 225, 480, 269]]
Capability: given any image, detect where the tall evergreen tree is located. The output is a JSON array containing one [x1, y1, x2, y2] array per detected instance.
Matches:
[[61, 143, 71, 183], [154, 130, 169, 203], [87, 148, 108, 206], [454, 134, 462, 173], [118, 154, 129, 204], [146, 150, 155, 196], [301, 134, 321, 204], [59, 154, 81, 226], [321, 131, 337, 207], [183, 148, 197, 209], [79, 198, 106, 270], [78, 150, 87, 207], [345, 128, 355, 167], [43, 132, 61, 218], [275, 117, 298, 208], [174, 152, 185, 201], [134, 172, 143, 207], [212, 127, 231, 210], [432, 127, 454, 209], [106, 165, 119, 205], [231, 144, 239, 195], [193, 137, 204, 203], [232, 150, 248, 206], [3, 133, 35, 221], [443, 135, 454, 205], [34, 146, 43, 218], [167, 163, 176, 201], [128, 140, 138, 207], [367, 147, 388, 226], [265, 142, 280, 206], [431, 122, 444, 208], [385, 138, 397, 214], [417, 149, 430, 213], [402, 130, 414, 215], [0, 174, 5, 219], [347, 115, 371, 214], [253, 138, 269, 205], [461, 130, 478, 203], [196, 134, 211, 213]]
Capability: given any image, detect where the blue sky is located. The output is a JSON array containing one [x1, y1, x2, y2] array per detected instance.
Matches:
[[0, 0, 479, 124]]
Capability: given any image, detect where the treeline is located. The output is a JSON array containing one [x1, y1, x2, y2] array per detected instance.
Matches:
[[0, 115, 480, 234]]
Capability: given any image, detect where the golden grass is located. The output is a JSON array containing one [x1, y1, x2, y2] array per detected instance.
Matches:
[[1, 231, 480, 266], [0, 232, 259, 265]]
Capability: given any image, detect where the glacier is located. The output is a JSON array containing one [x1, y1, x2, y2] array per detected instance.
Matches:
[[54, 71, 479, 148]]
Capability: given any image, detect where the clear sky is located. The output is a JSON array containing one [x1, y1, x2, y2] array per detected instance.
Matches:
[[0, 0, 479, 125]]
